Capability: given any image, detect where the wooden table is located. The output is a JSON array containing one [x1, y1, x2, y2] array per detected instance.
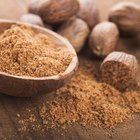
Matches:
[[0, 0, 140, 140]]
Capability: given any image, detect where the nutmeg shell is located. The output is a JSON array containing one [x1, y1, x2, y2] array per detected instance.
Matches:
[[30, 0, 80, 24], [101, 52, 139, 91], [89, 21, 119, 58], [77, 0, 100, 29], [109, 2, 140, 37], [58, 18, 90, 53]]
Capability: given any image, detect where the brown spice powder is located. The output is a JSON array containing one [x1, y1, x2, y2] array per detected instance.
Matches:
[[16, 55, 140, 134], [46, 58, 131, 128], [0, 24, 72, 77]]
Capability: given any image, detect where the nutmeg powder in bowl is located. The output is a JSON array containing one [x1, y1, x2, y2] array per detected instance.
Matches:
[[0, 24, 72, 77]]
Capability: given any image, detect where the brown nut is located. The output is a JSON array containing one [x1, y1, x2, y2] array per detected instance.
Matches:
[[58, 18, 90, 53], [20, 13, 44, 27], [101, 52, 139, 91], [109, 2, 140, 37], [77, 0, 100, 29], [29, 0, 79, 24], [89, 21, 119, 58]]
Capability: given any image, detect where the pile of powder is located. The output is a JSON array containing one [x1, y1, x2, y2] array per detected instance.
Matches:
[[0, 24, 72, 77], [16, 55, 140, 134], [45, 58, 132, 129]]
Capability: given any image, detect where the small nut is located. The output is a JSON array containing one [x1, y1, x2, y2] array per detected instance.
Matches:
[[20, 13, 44, 27], [29, 0, 79, 24], [101, 52, 139, 91], [89, 21, 119, 58], [109, 2, 140, 37], [58, 18, 90, 53], [77, 0, 100, 29]]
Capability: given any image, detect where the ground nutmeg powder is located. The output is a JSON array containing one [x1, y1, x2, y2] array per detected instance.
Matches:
[[0, 24, 72, 77], [16, 55, 140, 135]]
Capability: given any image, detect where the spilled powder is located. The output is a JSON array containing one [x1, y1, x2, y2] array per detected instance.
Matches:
[[16, 55, 140, 134], [0, 24, 72, 77]]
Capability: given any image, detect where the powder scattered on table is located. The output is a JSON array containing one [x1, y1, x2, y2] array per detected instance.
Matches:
[[16, 55, 140, 134], [0, 24, 72, 77]]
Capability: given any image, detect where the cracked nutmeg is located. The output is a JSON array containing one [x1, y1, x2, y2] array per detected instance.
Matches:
[[58, 18, 90, 53], [29, 0, 79, 24], [109, 2, 140, 37], [100, 52, 139, 91], [89, 21, 119, 58]]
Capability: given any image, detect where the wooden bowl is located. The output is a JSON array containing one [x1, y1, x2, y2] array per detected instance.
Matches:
[[0, 20, 78, 97]]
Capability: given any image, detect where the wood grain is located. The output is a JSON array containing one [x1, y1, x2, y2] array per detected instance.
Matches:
[[0, 0, 139, 140]]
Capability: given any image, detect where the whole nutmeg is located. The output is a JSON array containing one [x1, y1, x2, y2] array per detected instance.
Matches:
[[89, 21, 119, 58], [20, 13, 44, 27], [58, 18, 90, 53], [77, 0, 100, 29], [109, 2, 140, 37], [29, 0, 79, 24], [101, 52, 139, 91]]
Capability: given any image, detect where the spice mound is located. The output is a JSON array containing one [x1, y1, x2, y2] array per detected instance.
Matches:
[[0, 24, 72, 77], [43, 58, 140, 129], [17, 56, 140, 133]]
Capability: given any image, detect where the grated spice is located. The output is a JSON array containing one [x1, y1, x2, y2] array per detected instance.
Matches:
[[0, 24, 72, 77], [16, 55, 140, 134]]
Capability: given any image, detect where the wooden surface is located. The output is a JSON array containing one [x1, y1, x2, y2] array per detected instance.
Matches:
[[0, 0, 139, 140]]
